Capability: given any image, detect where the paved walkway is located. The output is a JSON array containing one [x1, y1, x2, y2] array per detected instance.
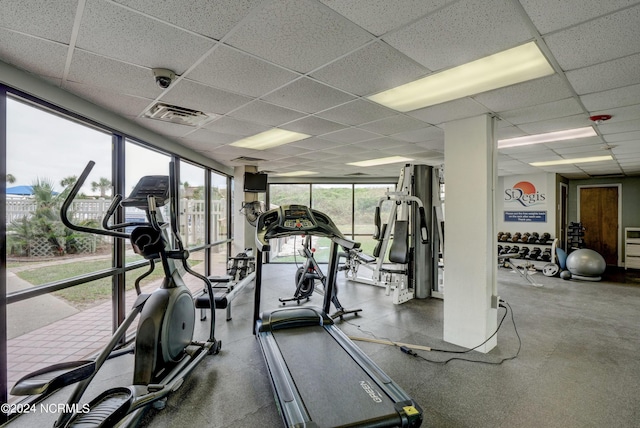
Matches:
[[5, 261, 206, 402]]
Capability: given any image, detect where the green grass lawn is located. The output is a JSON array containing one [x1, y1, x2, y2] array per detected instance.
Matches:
[[15, 257, 201, 309]]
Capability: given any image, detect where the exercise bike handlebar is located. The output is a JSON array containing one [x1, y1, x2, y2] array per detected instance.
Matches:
[[60, 161, 130, 239]]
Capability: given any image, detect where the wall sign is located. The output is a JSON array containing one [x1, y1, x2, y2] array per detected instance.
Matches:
[[504, 210, 547, 222]]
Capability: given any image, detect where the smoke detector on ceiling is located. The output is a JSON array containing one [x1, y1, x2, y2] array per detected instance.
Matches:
[[589, 114, 612, 125]]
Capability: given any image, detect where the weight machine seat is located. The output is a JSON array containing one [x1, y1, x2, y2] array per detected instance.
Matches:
[[354, 251, 376, 264], [389, 220, 410, 264]]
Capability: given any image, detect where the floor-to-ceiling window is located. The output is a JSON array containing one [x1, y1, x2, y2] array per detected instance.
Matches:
[[1, 89, 232, 408]]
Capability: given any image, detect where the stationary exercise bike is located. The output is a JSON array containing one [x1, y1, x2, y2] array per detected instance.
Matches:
[[8, 161, 220, 427], [279, 234, 361, 319]]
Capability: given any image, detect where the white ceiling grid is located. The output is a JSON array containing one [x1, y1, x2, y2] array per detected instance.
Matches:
[[0, 0, 639, 178]]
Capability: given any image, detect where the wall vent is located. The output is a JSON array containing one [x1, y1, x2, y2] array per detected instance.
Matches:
[[144, 102, 213, 126]]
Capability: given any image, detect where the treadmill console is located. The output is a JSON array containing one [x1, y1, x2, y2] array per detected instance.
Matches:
[[255, 204, 358, 253], [282, 205, 315, 230]]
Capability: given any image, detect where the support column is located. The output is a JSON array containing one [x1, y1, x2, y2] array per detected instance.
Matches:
[[443, 114, 498, 353], [233, 165, 259, 255]]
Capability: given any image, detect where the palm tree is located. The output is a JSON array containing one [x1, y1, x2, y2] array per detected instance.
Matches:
[[60, 175, 77, 188], [5, 173, 16, 183], [91, 177, 112, 198]]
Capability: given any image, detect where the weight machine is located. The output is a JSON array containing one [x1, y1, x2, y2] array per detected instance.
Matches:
[[343, 165, 431, 304]]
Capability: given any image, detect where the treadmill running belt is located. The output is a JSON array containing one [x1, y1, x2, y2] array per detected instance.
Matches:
[[272, 326, 400, 427]]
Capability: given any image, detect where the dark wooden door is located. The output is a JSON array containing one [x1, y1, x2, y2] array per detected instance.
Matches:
[[579, 186, 618, 265]]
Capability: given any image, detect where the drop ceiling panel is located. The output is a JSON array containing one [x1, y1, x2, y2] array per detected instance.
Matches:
[[604, 130, 640, 143], [310, 41, 430, 96], [280, 116, 347, 135], [288, 137, 345, 151], [262, 77, 355, 113], [319, 0, 452, 36], [315, 99, 396, 126], [359, 115, 431, 135], [135, 117, 195, 137], [224, 0, 373, 73], [566, 53, 640, 95], [580, 84, 640, 111], [64, 82, 152, 118], [321, 128, 381, 143], [519, 0, 639, 34], [543, 5, 640, 71], [67, 50, 162, 99], [203, 116, 270, 136], [408, 98, 490, 125], [383, 0, 532, 71], [0, 30, 68, 79], [112, 0, 261, 40], [77, 0, 215, 73], [186, 45, 299, 98], [391, 126, 444, 143], [474, 75, 574, 112], [227, 101, 305, 126], [360, 138, 413, 150], [499, 98, 583, 125], [0, 0, 77, 43], [517, 114, 593, 134]]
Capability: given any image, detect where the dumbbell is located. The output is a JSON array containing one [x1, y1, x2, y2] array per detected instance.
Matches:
[[520, 232, 531, 243], [511, 232, 522, 243], [528, 232, 539, 243]]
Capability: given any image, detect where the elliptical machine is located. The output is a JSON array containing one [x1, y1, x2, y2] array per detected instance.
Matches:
[[8, 161, 220, 427]]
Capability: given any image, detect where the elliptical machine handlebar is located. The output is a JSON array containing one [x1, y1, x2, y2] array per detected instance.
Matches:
[[60, 160, 130, 239]]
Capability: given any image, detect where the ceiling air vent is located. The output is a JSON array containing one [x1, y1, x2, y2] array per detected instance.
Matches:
[[144, 102, 213, 126]]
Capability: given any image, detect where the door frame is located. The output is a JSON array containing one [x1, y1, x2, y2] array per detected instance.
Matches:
[[577, 183, 622, 266]]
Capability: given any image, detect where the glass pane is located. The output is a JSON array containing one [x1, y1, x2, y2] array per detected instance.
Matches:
[[211, 171, 228, 243], [311, 184, 352, 236], [6, 97, 113, 285], [179, 161, 205, 249], [269, 184, 310, 208], [354, 184, 394, 236], [125, 141, 171, 264], [209, 242, 229, 277]]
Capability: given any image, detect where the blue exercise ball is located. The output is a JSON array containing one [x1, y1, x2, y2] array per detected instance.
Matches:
[[566, 248, 606, 277]]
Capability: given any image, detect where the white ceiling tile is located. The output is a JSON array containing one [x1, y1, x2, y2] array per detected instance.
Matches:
[[390, 126, 444, 143], [65, 81, 153, 118], [161, 80, 252, 115], [544, 5, 640, 71], [520, 0, 640, 34], [319, 0, 452, 36], [566, 52, 640, 95], [592, 104, 640, 124], [359, 115, 430, 135], [581, 84, 640, 111], [551, 144, 607, 155], [0, 29, 67, 79], [321, 128, 381, 143], [280, 116, 347, 136], [288, 137, 345, 151], [604, 130, 640, 143], [262, 77, 355, 114], [311, 41, 429, 96], [611, 142, 640, 154], [474, 75, 573, 112], [352, 138, 407, 150], [517, 114, 592, 134], [383, 0, 531, 71], [186, 46, 299, 98], [407, 98, 490, 125], [204, 116, 270, 136], [112, 0, 261, 40], [224, 0, 373, 73], [134, 117, 195, 137], [77, 0, 215, 73], [316, 99, 396, 126], [67, 50, 162, 99], [499, 98, 584, 125], [227, 100, 305, 126], [0, 0, 77, 43]]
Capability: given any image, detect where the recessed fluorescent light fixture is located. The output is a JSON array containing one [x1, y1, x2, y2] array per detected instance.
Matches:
[[498, 126, 597, 148], [347, 156, 413, 167], [530, 155, 612, 167], [368, 41, 554, 112], [230, 129, 310, 150], [276, 171, 318, 177]]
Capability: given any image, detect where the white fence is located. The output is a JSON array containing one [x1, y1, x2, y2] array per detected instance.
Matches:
[[6, 198, 227, 250]]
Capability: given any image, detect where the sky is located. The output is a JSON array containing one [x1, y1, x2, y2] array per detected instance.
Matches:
[[6, 98, 206, 197]]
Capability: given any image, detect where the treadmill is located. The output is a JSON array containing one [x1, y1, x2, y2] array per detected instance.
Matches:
[[253, 204, 424, 428]]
